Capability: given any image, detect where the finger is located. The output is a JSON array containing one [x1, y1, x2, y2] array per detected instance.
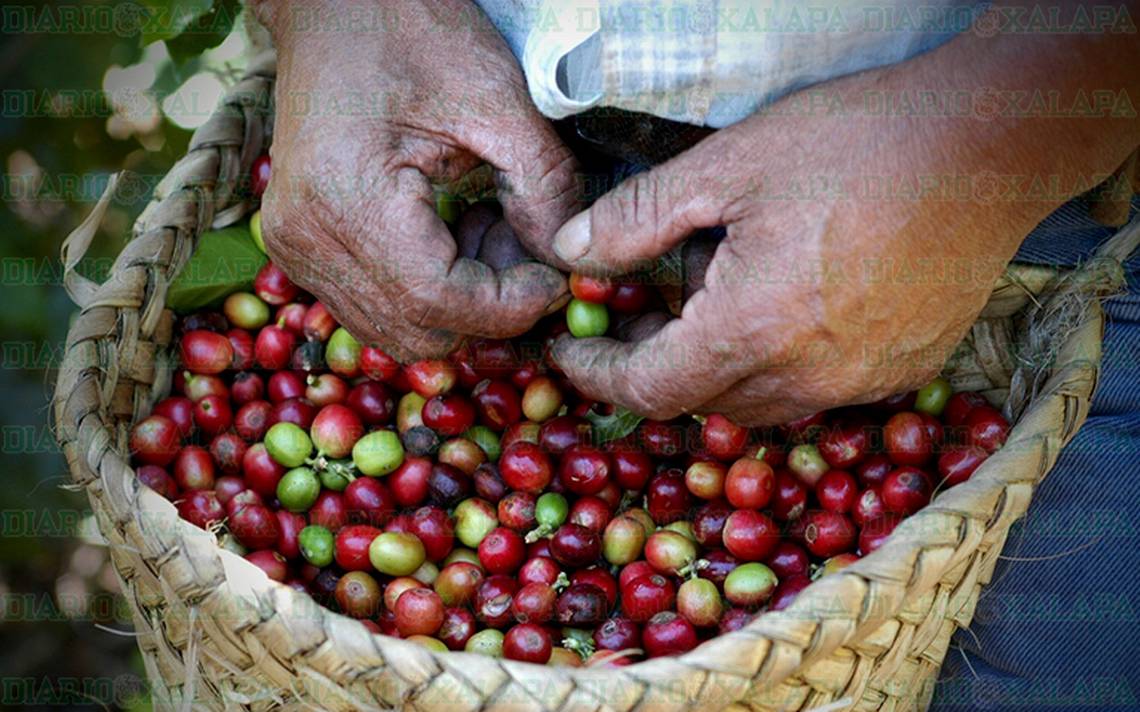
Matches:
[[361, 168, 568, 338], [462, 116, 582, 269], [551, 292, 752, 419], [399, 134, 486, 186], [261, 213, 460, 360], [477, 219, 532, 270], [406, 83, 579, 268], [683, 230, 721, 301], [695, 373, 811, 427], [700, 365, 919, 427], [550, 130, 742, 275], [613, 311, 671, 342], [328, 282, 460, 361], [454, 201, 499, 259]]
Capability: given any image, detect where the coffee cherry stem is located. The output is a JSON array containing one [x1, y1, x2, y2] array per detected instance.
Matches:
[[561, 633, 596, 660], [553, 571, 571, 592], [524, 526, 552, 544], [307, 453, 356, 475], [678, 558, 710, 580], [525, 492, 569, 542], [326, 457, 356, 478], [753, 446, 768, 461], [617, 489, 639, 512]]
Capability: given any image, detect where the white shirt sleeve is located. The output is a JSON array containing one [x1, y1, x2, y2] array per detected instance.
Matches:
[[510, 0, 982, 128]]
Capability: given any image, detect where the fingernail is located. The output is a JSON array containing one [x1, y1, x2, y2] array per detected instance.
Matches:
[[554, 211, 591, 262], [543, 291, 572, 316]]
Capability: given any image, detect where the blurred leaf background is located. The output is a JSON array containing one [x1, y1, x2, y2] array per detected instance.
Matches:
[[1, 1, 253, 707]]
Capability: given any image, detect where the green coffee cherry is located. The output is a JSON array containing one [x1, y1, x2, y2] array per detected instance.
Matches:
[[265, 422, 312, 468], [465, 628, 504, 657], [277, 467, 320, 512], [353, 430, 405, 476], [915, 377, 953, 416], [250, 211, 265, 253], [463, 425, 502, 461], [299, 525, 334, 567], [566, 299, 609, 338], [369, 532, 426, 576]]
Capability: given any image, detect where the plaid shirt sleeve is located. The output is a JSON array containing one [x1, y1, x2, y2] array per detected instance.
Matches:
[[515, 0, 983, 128]]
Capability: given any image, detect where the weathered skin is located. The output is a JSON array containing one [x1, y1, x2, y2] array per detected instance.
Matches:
[[549, 3, 1140, 423], [253, 0, 578, 361]]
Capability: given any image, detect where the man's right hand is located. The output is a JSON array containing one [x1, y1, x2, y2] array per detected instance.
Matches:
[[252, 0, 579, 360]]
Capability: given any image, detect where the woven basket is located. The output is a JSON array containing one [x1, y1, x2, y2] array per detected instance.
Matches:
[[54, 51, 1140, 712]]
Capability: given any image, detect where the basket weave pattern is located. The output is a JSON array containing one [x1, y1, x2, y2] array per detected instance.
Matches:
[[54, 52, 1129, 711]]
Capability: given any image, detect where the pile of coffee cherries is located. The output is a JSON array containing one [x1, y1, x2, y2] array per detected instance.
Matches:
[[127, 157, 1010, 666]]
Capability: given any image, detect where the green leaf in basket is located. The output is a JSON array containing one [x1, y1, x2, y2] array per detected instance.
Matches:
[[434, 190, 464, 226], [585, 406, 645, 444], [165, 223, 267, 313]]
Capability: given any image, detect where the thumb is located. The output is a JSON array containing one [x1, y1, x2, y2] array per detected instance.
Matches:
[[552, 140, 735, 275]]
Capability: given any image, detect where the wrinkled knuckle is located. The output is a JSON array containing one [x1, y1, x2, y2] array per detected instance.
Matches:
[[531, 143, 577, 197], [553, 343, 590, 381], [624, 173, 661, 236], [604, 177, 641, 234], [559, 349, 610, 402], [567, 345, 605, 384]]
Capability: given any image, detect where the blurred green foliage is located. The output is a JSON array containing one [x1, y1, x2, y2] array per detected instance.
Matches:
[[0, 1, 244, 707]]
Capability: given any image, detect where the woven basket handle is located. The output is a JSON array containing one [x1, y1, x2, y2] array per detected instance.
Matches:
[[1005, 214, 1140, 420], [60, 172, 123, 309], [1095, 211, 1140, 262]]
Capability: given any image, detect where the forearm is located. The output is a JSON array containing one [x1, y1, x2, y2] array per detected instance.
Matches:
[[887, 1, 1140, 233]]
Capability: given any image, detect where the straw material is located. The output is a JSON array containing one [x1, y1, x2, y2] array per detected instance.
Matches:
[[53, 52, 1139, 711]]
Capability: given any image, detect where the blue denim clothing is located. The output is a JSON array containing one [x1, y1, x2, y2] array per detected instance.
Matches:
[[929, 198, 1140, 712]]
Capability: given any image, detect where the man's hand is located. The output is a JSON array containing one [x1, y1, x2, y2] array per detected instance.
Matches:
[[254, 0, 578, 359], [550, 5, 1140, 424], [551, 115, 1023, 424]]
